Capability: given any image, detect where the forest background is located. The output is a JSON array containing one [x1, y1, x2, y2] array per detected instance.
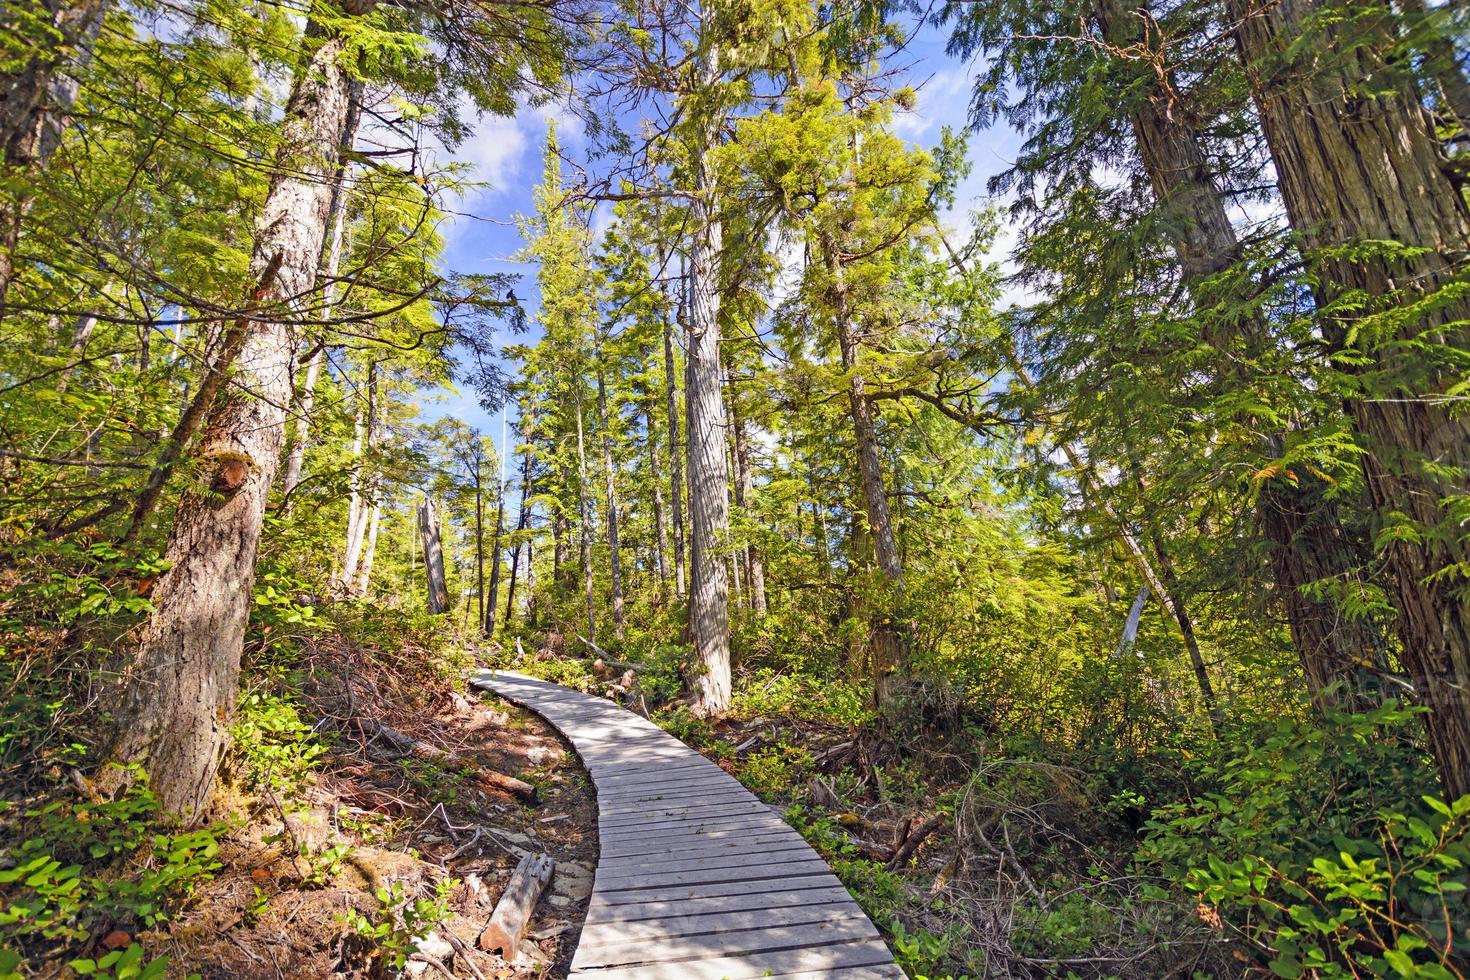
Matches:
[[2, 0, 1470, 976]]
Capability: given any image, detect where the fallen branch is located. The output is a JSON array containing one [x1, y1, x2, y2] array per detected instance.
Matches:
[[357, 718, 538, 804], [886, 813, 944, 871], [478, 852, 554, 956], [579, 635, 646, 671]]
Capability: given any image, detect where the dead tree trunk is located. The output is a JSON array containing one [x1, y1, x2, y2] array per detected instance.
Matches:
[[419, 495, 450, 615], [101, 15, 367, 820]]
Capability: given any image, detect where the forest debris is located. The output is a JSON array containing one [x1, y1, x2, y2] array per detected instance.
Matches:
[[885, 813, 945, 871], [478, 852, 554, 955], [734, 733, 764, 754], [357, 717, 538, 804]]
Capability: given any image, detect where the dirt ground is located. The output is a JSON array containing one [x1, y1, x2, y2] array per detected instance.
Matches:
[[155, 690, 598, 979]]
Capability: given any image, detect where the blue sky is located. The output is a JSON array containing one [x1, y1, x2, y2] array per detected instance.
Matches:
[[416, 15, 1029, 471]]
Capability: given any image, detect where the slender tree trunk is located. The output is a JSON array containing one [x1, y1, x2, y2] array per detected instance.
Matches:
[[503, 443, 533, 634], [646, 396, 672, 600], [686, 71, 733, 713], [475, 480, 485, 627], [575, 390, 596, 644], [101, 16, 365, 819], [664, 294, 687, 599], [418, 495, 450, 615], [1093, 0, 1384, 703], [1228, 0, 1470, 797], [281, 84, 361, 507], [597, 367, 626, 638], [485, 475, 506, 636], [730, 390, 767, 616], [826, 235, 906, 708], [337, 360, 375, 590], [354, 497, 380, 596]]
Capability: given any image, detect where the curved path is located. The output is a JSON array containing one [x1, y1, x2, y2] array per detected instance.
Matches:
[[469, 670, 904, 980]]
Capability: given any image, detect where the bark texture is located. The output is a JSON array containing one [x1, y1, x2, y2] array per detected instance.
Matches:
[[281, 83, 361, 505], [686, 85, 733, 714], [418, 495, 450, 615], [1227, 0, 1470, 795], [103, 20, 361, 819], [1094, 0, 1383, 701]]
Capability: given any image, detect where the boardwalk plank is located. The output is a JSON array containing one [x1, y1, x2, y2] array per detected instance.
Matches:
[[574, 916, 881, 969], [468, 670, 900, 979], [570, 938, 899, 979]]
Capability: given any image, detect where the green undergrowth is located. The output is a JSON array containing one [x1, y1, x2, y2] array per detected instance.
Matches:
[[0, 769, 223, 978]]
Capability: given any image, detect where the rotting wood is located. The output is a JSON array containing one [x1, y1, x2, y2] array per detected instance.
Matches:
[[478, 851, 554, 955]]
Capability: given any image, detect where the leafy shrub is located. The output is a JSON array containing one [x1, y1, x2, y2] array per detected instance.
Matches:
[[1138, 701, 1455, 975], [1185, 797, 1469, 978], [228, 672, 328, 798], [737, 744, 813, 800], [0, 769, 221, 971], [341, 878, 456, 975], [732, 669, 874, 727]]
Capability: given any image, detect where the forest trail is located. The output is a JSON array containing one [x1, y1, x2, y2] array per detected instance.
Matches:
[[470, 671, 905, 979]]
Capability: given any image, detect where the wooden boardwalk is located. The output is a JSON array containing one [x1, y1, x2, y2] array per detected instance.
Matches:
[[469, 670, 905, 980]]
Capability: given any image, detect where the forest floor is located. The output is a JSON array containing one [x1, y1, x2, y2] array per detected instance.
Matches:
[[114, 682, 597, 979]]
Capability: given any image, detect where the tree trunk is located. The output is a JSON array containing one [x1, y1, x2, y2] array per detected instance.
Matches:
[[475, 480, 485, 627], [664, 292, 688, 599], [827, 236, 906, 708], [730, 388, 767, 616], [1227, 0, 1470, 798], [575, 390, 597, 644], [354, 497, 380, 597], [337, 360, 376, 590], [101, 16, 364, 820], [686, 72, 733, 714], [1093, 0, 1384, 703], [281, 83, 361, 507], [597, 367, 626, 638], [485, 473, 506, 636], [503, 443, 533, 634], [646, 395, 672, 600], [419, 494, 450, 615]]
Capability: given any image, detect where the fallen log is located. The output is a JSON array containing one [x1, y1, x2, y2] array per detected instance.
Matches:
[[477, 769, 539, 805], [579, 636, 647, 672], [358, 718, 538, 804], [478, 851, 554, 956]]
